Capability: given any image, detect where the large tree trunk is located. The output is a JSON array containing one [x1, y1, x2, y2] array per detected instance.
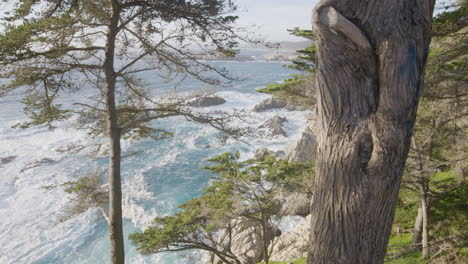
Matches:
[[104, 1, 124, 264], [308, 1, 435, 263]]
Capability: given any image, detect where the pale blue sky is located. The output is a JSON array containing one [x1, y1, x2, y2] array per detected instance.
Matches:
[[0, 0, 457, 41], [235, 0, 320, 41], [234, 0, 456, 41]]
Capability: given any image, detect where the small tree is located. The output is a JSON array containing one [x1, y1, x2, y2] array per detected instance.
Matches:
[[130, 152, 314, 264], [53, 172, 110, 223], [400, 4, 468, 259], [0, 1, 250, 263]]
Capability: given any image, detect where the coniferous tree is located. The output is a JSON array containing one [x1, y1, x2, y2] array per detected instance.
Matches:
[[401, 4, 467, 259], [130, 153, 314, 264], [0, 1, 249, 263]]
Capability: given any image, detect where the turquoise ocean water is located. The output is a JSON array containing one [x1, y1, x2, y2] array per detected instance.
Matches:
[[0, 55, 308, 264]]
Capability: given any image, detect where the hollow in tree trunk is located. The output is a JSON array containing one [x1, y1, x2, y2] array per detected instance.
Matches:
[[308, 1, 435, 263]]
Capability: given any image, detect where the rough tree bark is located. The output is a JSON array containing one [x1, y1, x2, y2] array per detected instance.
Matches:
[[308, 1, 435, 263], [420, 191, 430, 259], [412, 205, 423, 246], [104, 1, 125, 263]]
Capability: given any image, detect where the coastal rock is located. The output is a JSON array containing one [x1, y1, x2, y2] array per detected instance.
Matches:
[[284, 103, 303, 111], [253, 148, 277, 160], [285, 132, 317, 163], [230, 222, 262, 264], [270, 215, 311, 262], [21, 158, 56, 173], [212, 219, 281, 264], [189, 96, 226, 107], [253, 98, 287, 112], [258, 116, 287, 137], [254, 97, 302, 112], [0, 156, 16, 166], [276, 191, 311, 217]]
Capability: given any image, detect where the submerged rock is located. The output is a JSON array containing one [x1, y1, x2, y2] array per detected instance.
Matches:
[[285, 132, 317, 163], [189, 96, 226, 107], [258, 116, 288, 137], [253, 98, 288, 112], [21, 158, 56, 173], [0, 156, 16, 166], [253, 97, 301, 112]]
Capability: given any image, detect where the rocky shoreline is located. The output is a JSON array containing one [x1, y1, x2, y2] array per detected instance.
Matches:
[[195, 94, 317, 264]]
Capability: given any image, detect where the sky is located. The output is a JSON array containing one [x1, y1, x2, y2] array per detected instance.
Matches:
[[235, 0, 320, 42], [0, 0, 318, 41], [234, 0, 457, 41], [0, 0, 458, 42]]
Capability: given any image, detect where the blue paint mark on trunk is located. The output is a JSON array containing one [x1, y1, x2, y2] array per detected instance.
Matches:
[[399, 43, 421, 113]]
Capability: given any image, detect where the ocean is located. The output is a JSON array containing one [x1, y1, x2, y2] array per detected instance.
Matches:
[[0, 54, 309, 264]]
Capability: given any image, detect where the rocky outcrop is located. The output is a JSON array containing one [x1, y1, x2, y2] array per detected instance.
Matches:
[[276, 191, 311, 217], [211, 219, 281, 264], [258, 116, 288, 137], [285, 132, 317, 163], [253, 147, 277, 161], [189, 96, 226, 107], [253, 96, 304, 112], [253, 98, 288, 112], [270, 215, 311, 262], [208, 214, 311, 264], [284, 103, 303, 111], [228, 221, 263, 264]]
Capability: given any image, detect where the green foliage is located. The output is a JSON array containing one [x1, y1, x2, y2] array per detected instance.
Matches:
[[430, 177, 468, 239], [385, 234, 425, 264], [393, 189, 419, 229], [288, 45, 317, 72], [258, 28, 317, 109], [285, 27, 316, 72], [287, 28, 314, 40], [0, 0, 245, 135], [388, 233, 414, 246], [386, 252, 425, 264], [56, 173, 108, 222], [130, 152, 314, 260], [432, 4, 468, 36], [393, 5, 468, 261], [62, 175, 104, 195], [257, 74, 304, 94], [12, 90, 70, 129], [216, 47, 240, 58], [460, 247, 468, 257]]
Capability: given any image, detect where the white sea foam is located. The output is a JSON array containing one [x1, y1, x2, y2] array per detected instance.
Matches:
[[0, 60, 308, 263]]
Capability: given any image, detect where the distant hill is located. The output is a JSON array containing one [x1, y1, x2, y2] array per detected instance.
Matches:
[[276, 40, 312, 51], [243, 40, 312, 52]]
